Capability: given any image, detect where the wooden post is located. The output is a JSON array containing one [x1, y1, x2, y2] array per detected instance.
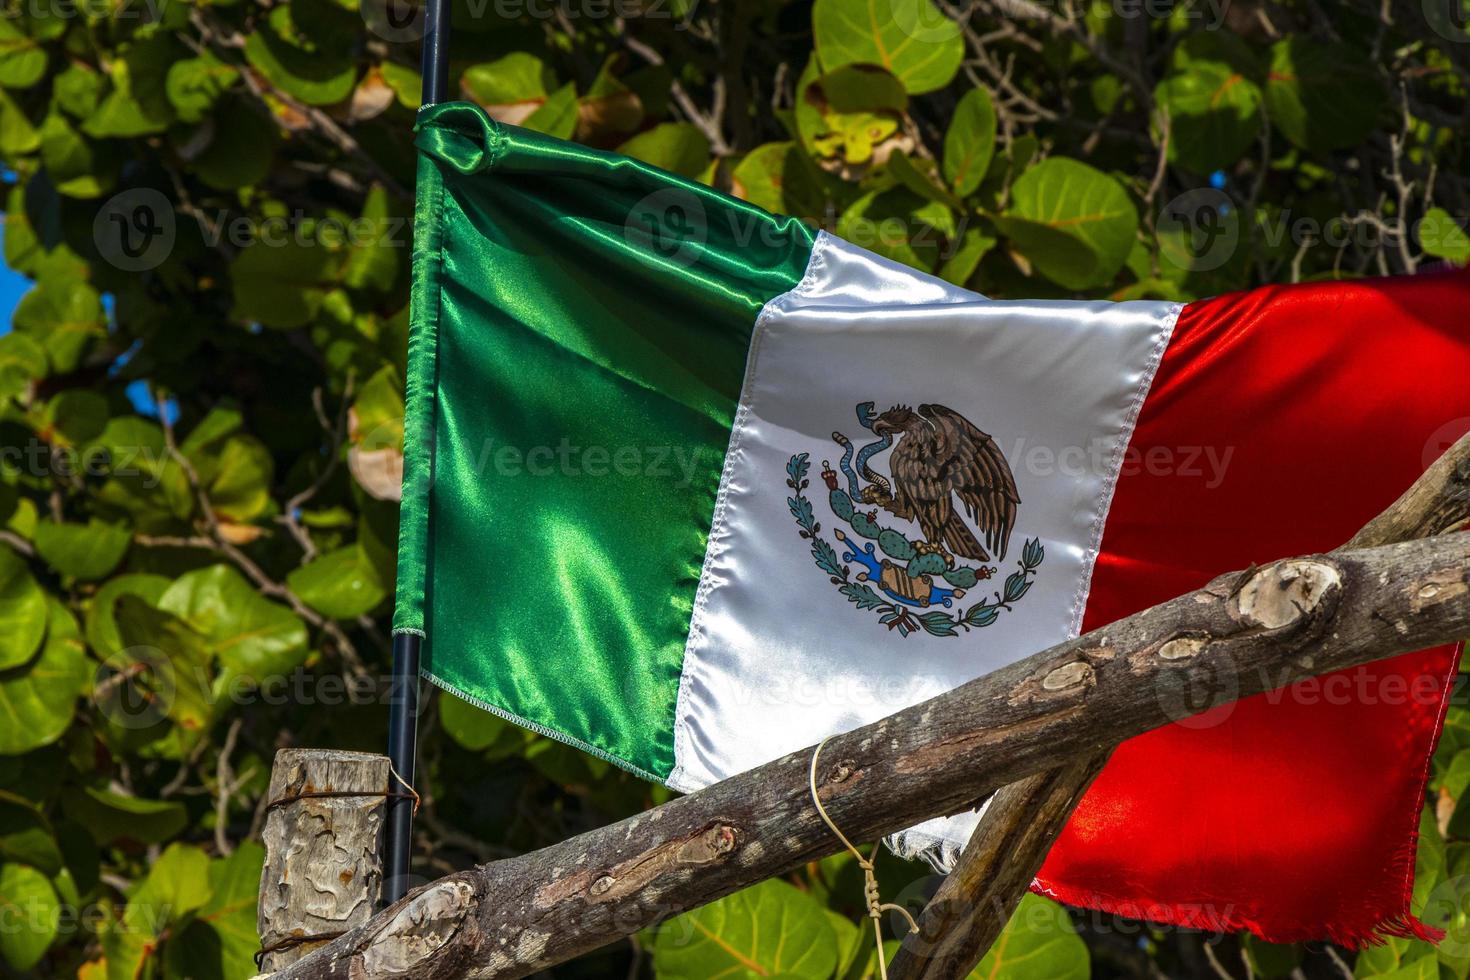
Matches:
[[257, 749, 392, 973]]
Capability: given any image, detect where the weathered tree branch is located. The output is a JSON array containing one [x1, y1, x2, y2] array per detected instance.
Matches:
[[1347, 433, 1470, 549], [887, 755, 1110, 980], [276, 523, 1470, 978], [888, 431, 1470, 980]]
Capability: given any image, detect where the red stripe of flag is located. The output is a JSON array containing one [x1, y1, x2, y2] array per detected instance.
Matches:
[[1037, 267, 1470, 946]]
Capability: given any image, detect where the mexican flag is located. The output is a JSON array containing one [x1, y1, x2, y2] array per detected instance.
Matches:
[[395, 101, 1470, 945]]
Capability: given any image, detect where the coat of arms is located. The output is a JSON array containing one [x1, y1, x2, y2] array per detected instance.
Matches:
[[786, 402, 1043, 637]]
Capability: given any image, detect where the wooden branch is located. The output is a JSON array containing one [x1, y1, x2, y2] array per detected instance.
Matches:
[[1347, 434, 1470, 548], [888, 431, 1470, 980], [275, 527, 1470, 980], [257, 750, 391, 972], [887, 756, 1110, 980]]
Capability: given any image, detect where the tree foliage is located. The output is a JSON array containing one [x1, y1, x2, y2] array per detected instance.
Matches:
[[0, 0, 1465, 975]]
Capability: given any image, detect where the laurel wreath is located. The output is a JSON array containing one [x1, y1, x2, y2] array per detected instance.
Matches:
[[786, 452, 1043, 638]]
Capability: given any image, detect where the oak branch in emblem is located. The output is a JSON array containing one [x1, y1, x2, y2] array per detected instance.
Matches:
[[866, 404, 1021, 563]]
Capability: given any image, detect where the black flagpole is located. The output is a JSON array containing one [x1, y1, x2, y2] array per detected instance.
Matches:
[[382, 0, 452, 907]]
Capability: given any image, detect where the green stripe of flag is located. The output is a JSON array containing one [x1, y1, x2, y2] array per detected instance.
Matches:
[[395, 103, 815, 779]]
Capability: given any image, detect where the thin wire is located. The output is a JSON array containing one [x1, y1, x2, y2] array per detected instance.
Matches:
[[809, 736, 920, 980], [389, 761, 421, 815], [263, 764, 421, 816]]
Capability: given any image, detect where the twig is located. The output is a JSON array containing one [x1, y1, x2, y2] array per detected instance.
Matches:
[[188, 10, 409, 200], [0, 529, 34, 557], [214, 717, 243, 855], [277, 379, 354, 563], [155, 392, 370, 680], [618, 21, 733, 155]]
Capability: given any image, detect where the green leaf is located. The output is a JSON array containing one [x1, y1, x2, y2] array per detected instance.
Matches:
[[191, 98, 281, 191], [101, 842, 213, 978], [828, 909, 869, 980], [887, 151, 961, 210], [286, 544, 388, 619], [439, 692, 531, 756], [1421, 208, 1470, 266], [939, 225, 996, 287], [1429, 841, 1470, 978], [231, 237, 339, 329], [0, 545, 46, 671], [12, 278, 105, 373], [0, 863, 59, 970], [244, 6, 358, 106], [177, 408, 275, 522], [0, 599, 85, 754], [179, 404, 243, 456], [838, 187, 949, 271], [111, 596, 217, 738], [997, 157, 1139, 290], [202, 434, 274, 523], [158, 564, 308, 686], [0, 333, 47, 399], [379, 61, 419, 108], [40, 111, 117, 198], [165, 53, 239, 124], [1156, 45, 1262, 174], [62, 786, 188, 845], [83, 35, 180, 138], [818, 64, 908, 114], [813, 0, 963, 94], [41, 389, 108, 445], [33, 519, 131, 580], [341, 185, 400, 293], [943, 87, 996, 196], [1354, 935, 1439, 978], [524, 81, 577, 139], [732, 142, 793, 213], [462, 52, 552, 108], [129, 842, 213, 922], [165, 843, 266, 980], [1242, 935, 1301, 979], [618, 123, 711, 179], [352, 364, 404, 451], [0, 19, 47, 90], [652, 878, 839, 979], [0, 799, 62, 875], [84, 573, 172, 658], [0, 87, 38, 156], [969, 893, 1088, 979], [53, 63, 102, 119], [1265, 38, 1386, 152]]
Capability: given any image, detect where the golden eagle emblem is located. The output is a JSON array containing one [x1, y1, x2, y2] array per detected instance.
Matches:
[[786, 402, 1042, 638]]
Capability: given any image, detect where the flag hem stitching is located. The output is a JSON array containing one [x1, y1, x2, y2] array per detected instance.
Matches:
[[1065, 302, 1184, 639]]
